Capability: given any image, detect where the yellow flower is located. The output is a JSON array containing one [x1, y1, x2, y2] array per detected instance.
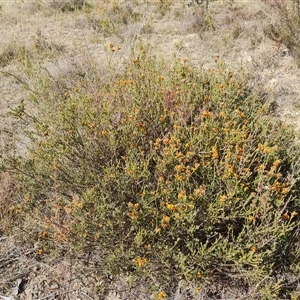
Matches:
[[174, 164, 185, 172], [202, 110, 213, 117], [174, 174, 184, 181], [157, 291, 167, 299], [218, 111, 226, 118], [270, 182, 281, 193], [163, 215, 171, 223], [226, 164, 234, 174], [212, 145, 219, 160], [178, 190, 187, 200], [135, 256, 147, 267], [263, 147, 271, 154], [166, 203, 176, 211], [128, 211, 138, 220], [203, 95, 209, 101], [194, 185, 206, 196], [273, 159, 281, 168], [64, 206, 72, 214], [219, 195, 227, 202], [158, 175, 164, 182], [257, 143, 264, 151], [175, 151, 183, 158], [155, 137, 161, 145]]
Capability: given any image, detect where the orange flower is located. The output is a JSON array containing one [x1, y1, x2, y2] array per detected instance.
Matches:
[[273, 160, 281, 168], [157, 291, 167, 299], [128, 211, 138, 220], [166, 203, 176, 211], [212, 145, 219, 160], [202, 110, 213, 117], [135, 256, 147, 267], [161, 223, 168, 229], [257, 143, 264, 151], [219, 195, 227, 202], [163, 215, 171, 223]]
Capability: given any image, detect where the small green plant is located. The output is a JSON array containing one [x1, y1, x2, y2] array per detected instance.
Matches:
[[4, 46, 300, 298]]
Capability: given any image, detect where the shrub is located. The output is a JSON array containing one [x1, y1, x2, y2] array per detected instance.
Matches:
[[87, 2, 142, 37], [265, 0, 300, 64], [50, 0, 86, 12], [5, 47, 300, 297]]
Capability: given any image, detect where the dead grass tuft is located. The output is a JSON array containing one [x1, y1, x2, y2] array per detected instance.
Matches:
[[50, 0, 86, 12]]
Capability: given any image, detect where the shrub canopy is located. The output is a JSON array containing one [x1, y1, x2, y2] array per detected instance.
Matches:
[[6, 48, 300, 296]]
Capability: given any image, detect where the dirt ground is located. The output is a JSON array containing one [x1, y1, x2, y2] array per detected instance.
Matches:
[[1, 1, 300, 299]]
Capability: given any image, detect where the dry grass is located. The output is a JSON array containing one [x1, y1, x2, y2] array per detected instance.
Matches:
[[0, 173, 16, 235]]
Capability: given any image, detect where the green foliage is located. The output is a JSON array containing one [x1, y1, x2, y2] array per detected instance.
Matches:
[[5, 47, 300, 297]]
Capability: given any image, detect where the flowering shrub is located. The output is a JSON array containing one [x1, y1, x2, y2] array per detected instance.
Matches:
[[6, 47, 300, 297]]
